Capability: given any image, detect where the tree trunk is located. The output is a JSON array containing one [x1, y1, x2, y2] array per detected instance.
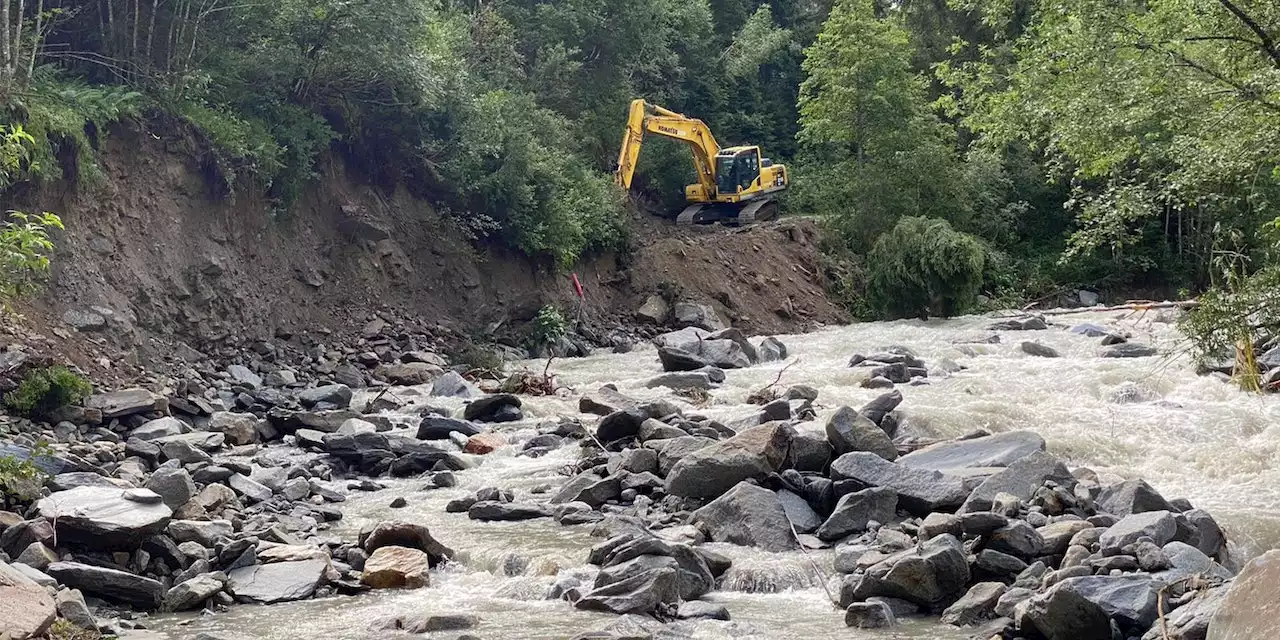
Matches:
[[13, 0, 25, 78], [143, 0, 156, 74], [130, 0, 139, 67], [26, 0, 41, 79], [1, 0, 12, 81]]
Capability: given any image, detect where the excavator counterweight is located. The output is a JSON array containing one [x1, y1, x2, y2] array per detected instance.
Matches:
[[614, 99, 787, 225]]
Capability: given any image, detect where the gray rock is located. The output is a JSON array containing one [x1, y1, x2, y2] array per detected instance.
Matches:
[[636, 295, 670, 324], [777, 489, 822, 534], [46, 561, 165, 608], [226, 559, 330, 604], [1020, 342, 1060, 358], [416, 416, 482, 440], [830, 452, 970, 515], [227, 365, 263, 389], [208, 412, 260, 445], [228, 474, 273, 503], [146, 467, 197, 509], [163, 573, 226, 611], [825, 406, 896, 460], [976, 549, 1027, 577], [644, 372, 716, 390], [54, 588, 95, 630], [1099, 510, 1176, 553], [658, 346, 710, 372], [47, 472, 127, 492], [665, 423, 792, 499], [691, 482, 797, 552], [898, 431, 1046, 472], [860, 391, 903, 426], [1016, 582, 1111, 640], [816, 487, 897, 542], [1057, 575, 1159, 630], [463, 394, 522, 422], [941, 581, 1007, 626], [847, 534, 970, 610], [85, 388, 166, 419], [15, 542, 57, 570], [467, 501, 550, 521], [168, 519, 233, 547], [1037, 520, 1094, 556], [597, 409, 648, 444], [430, 372, 479, 398], [552, 473, 621, 509], [987, 521, 1045, 558], [960, 451, 1074, 513], [38, 486, 172, 548], [845, 601, 897, 628], [672, 301, 727, 331], [575, 567, 679, 615], [758, 337, 788, 362], [617, 448, 658, 475], [360, 521, 452, 564], [677, 600, 730, 620], [298, 384, 353, 408], [1141, 585, 1226, 640], [1209, 549, 1280, 640], [1102, 343, 1157, 358], [158, 439, 214, 465], [696, 339, 752, 369], [131, 416, 187, 441], [1097, 478, 1174, 516], [1184, 508, 1227, 558]]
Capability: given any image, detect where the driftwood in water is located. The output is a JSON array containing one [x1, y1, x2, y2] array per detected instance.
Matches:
[[1022, 300, 1199, 317]]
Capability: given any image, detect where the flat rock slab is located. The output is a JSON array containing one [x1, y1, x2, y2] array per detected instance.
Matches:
[[85, 388, 166, 419], [38, 486, 172, 548], [1208, 549, 1280, 640], [0, 561, 55, 639], [665, 423, 793, 499], [691, 482, 797, 552], [226, 559, 330, 604], [831, 452, 971, 515], [897, 431, 1046, 473], [46, 561, 165, 609]]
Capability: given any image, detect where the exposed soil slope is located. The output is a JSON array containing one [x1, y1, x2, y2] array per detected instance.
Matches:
[[5, 123, 844, 379]]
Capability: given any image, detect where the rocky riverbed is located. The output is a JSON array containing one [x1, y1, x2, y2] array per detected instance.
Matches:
[[2, 308, 1279, 640]]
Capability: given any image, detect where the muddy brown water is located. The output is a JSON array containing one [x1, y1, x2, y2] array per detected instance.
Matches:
[[140, 311, 1280, 639]]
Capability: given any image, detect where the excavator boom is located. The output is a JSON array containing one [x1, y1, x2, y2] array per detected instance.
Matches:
[[614, 98, 787, 225]]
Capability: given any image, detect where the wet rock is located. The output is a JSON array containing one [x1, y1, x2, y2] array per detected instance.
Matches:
[[85, 388, 167, 419], [830, 452, 970, 515], [54, 588, 96, 630], [597, 409, 648, 444], [845, 601, 896, 629], [941, 581, 1007, 626], [162, 573, 227, 611], [468, 501, 550, 521], [1102, 343, 1157, 358], [47, 561, 165, 608], [361, 521, 452, 565], [691, 482, 797, 552], [665, 423, 792, 499], [416, 415, 482, 440], [657, 346, 710, 372], [816, 487, 897, 542], [226, 558, 330, 604], [825, 406, 896, 460], [777, 489, 823, 534], [38, 486, 172, 548], [645, 371, 717, 390], [1057, 575, 1159, 630], [758, 337, 788, 362], [1183, 509, 1227, 558], [299, 384, 353, 408], [1206, 549, 1280, 639], [847, 534, 970, 610], [859, 391, 903, 427], [1099, 510, 1176, 553], [1020, 342, 1060, 358], [0, 561, 55, 639], [464, 433, 506, 454], [575, 566, 679, 615], [552, 473, 622, 509], [960, 451, 1074, 513], [988, 316, 1048, 331], [580, 387, 640, 416], [1097, 478, 1174, 516], [361, 546, 431, 589], [464, 394, 522, 422], [677, 600, 730, 620], [1141, 585, 1226, 640], [898, 430, 1046, 473]]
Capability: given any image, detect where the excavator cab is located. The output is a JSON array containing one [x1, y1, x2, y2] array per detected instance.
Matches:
[[715, 147, 761, 195]]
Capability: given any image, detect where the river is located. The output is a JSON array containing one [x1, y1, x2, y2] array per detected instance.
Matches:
[[142, 310, 1280, 639]]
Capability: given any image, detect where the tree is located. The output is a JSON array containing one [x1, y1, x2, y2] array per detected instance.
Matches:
[[866, 216, 986, 319]]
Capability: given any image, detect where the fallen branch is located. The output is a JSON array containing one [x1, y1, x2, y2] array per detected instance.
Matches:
[[747, 358, 800, 405], [788, 518, 837, 608], [1037, 300, 1199, 316]]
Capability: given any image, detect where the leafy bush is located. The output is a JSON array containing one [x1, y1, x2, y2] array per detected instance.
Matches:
[[0, 125, 37, 189], [10, 73, 142, 184], [3, 366, 93, 419], [0, 210, 64, 302], [866, 216, 986, 319], [0, 441, 53, 507], [530, 305, 569, 348]]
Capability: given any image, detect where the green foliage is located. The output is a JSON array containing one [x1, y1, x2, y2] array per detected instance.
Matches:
[[866, 216, 987, 319], [9, 75, 142, 184], [531, 305, 569, 348], [0, 210, 63, 302], [723, 6, 794, 78], [4, 365, 93, 419], [0, 441, 53, 507], [0, 125, 37, 189]]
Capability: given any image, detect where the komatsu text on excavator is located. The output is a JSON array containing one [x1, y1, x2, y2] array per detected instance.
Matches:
[[614, 99, 788, 225]]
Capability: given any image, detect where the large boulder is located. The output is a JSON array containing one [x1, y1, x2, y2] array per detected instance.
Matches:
[[430, 371, 479, 398], [1057, 575, 1159, 631], [1016, 580, 1112, 640], [361, 546, 431, 589], [777, 489, 823, 534], [46, 562, 165, 609], [636, 295, 670, 324], [85, 389, 166, 419], [360, 521, 452, 565], [298, 384, 353, 408], [207, 412, 260, 445], [579, 386, 641, 416], [463, 394, 522, 423], [959, 451, 1074, 513], [1099, 511, 1176, 553], [0, 561, 55, 639], [416, 416, 482, 440], [38, 486, 172, 548], [825, 407, 896, 460], [941, 581, 1007, 627], [691, 482, 797, 552], [860, 391, 903, 426], [816, 487, 898, 542], [1208, 549, 1280, 640], [226, 559, 330, 604], [830, 452, 970, 515], [665, 423, 793, 499], [1097, 478, 1174, 516], [897, 431, 1046, 473], [845, 534, 970, 610], [162, 573, 227, 612], [575, 567, 679, 615], [672, 301, 727, 331], [596, 409, 648, 444]]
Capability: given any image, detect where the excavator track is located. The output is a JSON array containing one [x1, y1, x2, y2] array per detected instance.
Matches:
[[736, 199, 778, 225], [676, 204, 706, 226]]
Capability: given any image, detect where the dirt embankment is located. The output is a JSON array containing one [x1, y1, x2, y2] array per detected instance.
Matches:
[[4, 123, 844, 381]]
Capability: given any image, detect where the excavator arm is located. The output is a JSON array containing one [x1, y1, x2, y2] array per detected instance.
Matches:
[[614, 99, 720, 201]]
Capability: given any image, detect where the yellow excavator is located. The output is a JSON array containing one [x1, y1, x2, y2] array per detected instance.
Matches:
[[614, 99, 788, 225]]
